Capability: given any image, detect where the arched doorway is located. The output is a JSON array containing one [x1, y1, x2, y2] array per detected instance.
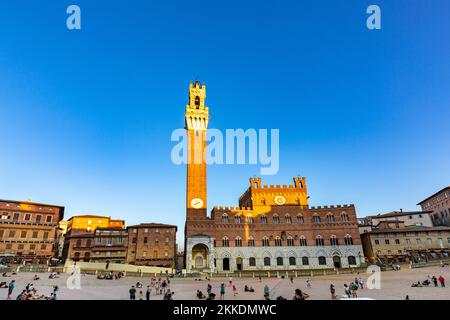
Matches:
[[236, 257, 243, 271], [223, 258, 230, 271], [192, 244, 209, 270], [333, 255, 341, 268]]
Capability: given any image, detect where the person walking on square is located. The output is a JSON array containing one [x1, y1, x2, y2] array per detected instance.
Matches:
[[139, 290, 144, 300], [330, 284, 336, 299], [7, 280, 15, 300], [306, 278, 311, 288], [146, 285, 151, 300], [264, 284, 270, 299], [232, 284, 238, 296], [358, 277, 364, 289], [229, 277, 233, 287], [129, 285, 136, 300], [220, 283, 225, 300], [438, 275, 445, 287], [351, 282, 358, 298], [432, 276, 438, 287], [344, 284, 351, 298], [207, 283, 212, 295]]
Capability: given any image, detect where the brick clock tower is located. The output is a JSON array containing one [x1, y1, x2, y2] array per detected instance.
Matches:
[[185, 81, 209, 223]]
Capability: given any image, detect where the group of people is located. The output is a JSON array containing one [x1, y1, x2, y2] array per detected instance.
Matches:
[[412, 275, 446, 287], [195, 280, 256, 300], [2, 272, 17, 277], [4, 278, 59, 300], [97, 272, 125, 280], [341, 277, 364, 298], [129, 276, 173, 300]]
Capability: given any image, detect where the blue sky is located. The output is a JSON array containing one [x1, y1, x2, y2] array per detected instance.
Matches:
[[1, 1, 449, 246]]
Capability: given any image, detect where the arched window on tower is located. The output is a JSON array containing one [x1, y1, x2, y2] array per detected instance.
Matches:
[[341, 212, 350, 222], [327, 213, 335, 223], [235, 236, 242, 247], [222, 236, 229, 247], [344, 234, 353, 245], [315, 235, 324, 247], [330, 235, 339, 246], [287, 236, 294, 246], [262, 236, 270, 247], [299, 235, 307, 246], [318, 256, 327, 265], [297, 214, 304, 224], [248, 236, 255, 247], [274, 236, 282, 247], [312, 214, 321, 223], [285, 214, 292, 224], [246, 215, 253, 224], [302, 256, 309, 265], [260, 215, 268, 224], [235, 215, 242, 224], [273, 214, 280, 224], [348, 256, 357, 265], [195, 96, 200, 109], [221, 214, 229, 224], [276, 257, 284, 266], [289, 256, 296, 266]]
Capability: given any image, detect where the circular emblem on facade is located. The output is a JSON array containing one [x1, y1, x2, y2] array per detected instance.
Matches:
[[274, 195, 286, 205], [191, 198, 204, 209]]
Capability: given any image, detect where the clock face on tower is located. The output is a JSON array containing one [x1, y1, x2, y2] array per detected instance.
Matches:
[[274, 195, 286, 205], [191, 198, 204, 209]]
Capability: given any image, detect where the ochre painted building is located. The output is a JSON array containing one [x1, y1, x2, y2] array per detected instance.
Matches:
[[0, 199, 64, 264], [63, 215, 125, 262], [183, 82, 364, 272]]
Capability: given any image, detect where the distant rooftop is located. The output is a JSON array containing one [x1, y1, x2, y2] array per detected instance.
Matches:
[[417, 186, 450, 205], [127, 223, 177, 230], [0, 198, 64, 209], [369, 225, 450, 234], [369, 210, 433, 219], [68, 215, 112, 220]]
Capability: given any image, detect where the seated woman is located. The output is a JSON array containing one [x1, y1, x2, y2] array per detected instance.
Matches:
[[0, 281, 7, 288], [244, 285, 255, 292], [32, 275, 40, 280], [293, 289, 310, 300], [196, 290, 206, 299], [206, 292, 216, 300]]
